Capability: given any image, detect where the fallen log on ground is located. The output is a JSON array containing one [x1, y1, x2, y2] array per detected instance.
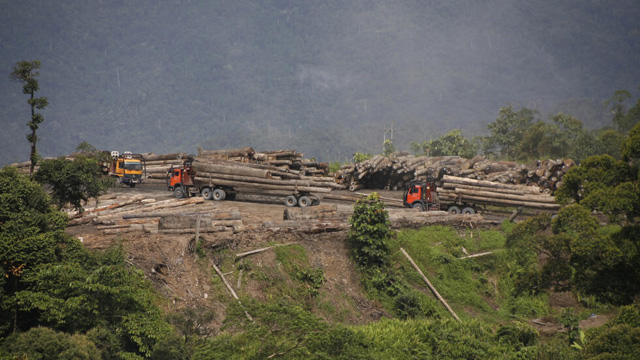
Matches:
[[283, 204, 338, 220]]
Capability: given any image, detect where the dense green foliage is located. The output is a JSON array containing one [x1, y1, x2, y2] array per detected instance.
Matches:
[[348, 193, 392, 268], [555, 155, 639, 222], [0, 168, 175, 358], [411, 129, 479, 158], [11, 60, 49, 175], [622, 122, 640, 162], [504, 205, 640, 305], [35, 146, 113, 212]]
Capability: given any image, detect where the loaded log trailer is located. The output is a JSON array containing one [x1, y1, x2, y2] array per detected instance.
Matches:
[[403, 179, 479, 214], [403, 176, 559, 215], [166, 160, 322, 207]]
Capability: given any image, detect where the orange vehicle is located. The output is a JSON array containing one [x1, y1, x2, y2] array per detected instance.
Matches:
[[403, 179, 477, 214], [108, 151, 145, 187], [167, 160, 319, 207], [167, 160, 237, 201]]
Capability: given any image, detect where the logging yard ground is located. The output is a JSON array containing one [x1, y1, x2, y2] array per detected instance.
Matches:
[[65, 184, 608, 335]]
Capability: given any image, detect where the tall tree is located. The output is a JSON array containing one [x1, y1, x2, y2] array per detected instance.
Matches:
[[417, 129, 478, 158], [606, 89, 640, 134], [484, 106, 537, 159], [11, 60, 48, 177]]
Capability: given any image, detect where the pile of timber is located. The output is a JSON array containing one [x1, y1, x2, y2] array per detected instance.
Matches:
[[67, 194, 244, 235], [334, 154, 575, 194], [141, 152, 187, 184], [188, 157, 338, 194], [439, 175, 560, 211], [198, 147, 331, 177]]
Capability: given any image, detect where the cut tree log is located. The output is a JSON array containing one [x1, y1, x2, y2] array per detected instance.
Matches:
[[192, 162, 272, 179], [192, 176, 331, 193], [283, 204, 338, 220], [235, 243, 299, 260], [400, 248, 460, 321]]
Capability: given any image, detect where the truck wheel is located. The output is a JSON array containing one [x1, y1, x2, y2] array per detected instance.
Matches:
[[174, 186, 185, 199], [412, 203, 425, 211], [447, 206, 461, 215], [212, 188, 226, 201], [201, 187, 213, 200], [226, 193, 236, 200], [298, 196, 312, 207], [284, 195, 297, 207], [462, 207, 475, 215]]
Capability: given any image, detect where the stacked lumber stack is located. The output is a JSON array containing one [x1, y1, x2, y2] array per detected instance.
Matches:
[[68, 193, 245, 234], [333, 154, 575, 194], [190, 157, 338, 194], [439, 175, 560, 211]]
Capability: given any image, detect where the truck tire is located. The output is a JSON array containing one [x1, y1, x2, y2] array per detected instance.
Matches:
[[412, 202, 425, 211], [201, 187, 213, 200], [212, 188, 226, 201], [447, 206, 461, 215], [462, 207, 475, 215], [226, 192, 236, 200], [298, 196, 312, 207], [174, 186, 185, 199], [285, 195, 297, 207]]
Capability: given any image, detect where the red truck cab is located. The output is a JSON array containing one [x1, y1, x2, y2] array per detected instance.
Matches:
[[403, 180, 439, 211]]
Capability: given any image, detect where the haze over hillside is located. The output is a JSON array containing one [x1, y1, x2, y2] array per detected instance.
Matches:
[[1, 0, 639, 166]]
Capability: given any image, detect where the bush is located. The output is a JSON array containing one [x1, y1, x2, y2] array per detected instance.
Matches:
[[1, 326, 101, 360], [348, 193, 391, 268], [496, 321, 539, 349]]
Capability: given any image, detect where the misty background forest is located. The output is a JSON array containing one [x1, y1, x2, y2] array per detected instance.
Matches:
[[1, 0, 640, 166]]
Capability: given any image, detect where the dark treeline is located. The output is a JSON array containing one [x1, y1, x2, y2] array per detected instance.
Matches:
[[2, 0, 640, 165]]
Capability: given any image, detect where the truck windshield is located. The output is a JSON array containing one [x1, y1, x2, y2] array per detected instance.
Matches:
[[124, 161, 142, 171]]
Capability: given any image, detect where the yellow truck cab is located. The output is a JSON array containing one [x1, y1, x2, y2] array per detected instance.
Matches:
[[109, 151, 145, 187]]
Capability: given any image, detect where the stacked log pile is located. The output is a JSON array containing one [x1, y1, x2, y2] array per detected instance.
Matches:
[[439, 175, 560, 211], [142, 153, 187, 184], [333, 154, 575, 194], [198, 148, 331, 177], [190, 157, 337, 195], [67, 194, 244, 234]]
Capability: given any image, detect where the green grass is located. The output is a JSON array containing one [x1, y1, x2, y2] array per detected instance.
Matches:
[[384, 225, 551, 324]]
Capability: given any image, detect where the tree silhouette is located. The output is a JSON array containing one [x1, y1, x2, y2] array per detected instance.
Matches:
[[11, 60, 48, 177]]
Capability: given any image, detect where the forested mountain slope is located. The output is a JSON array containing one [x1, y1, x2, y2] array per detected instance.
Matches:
[[1, 0, 639, 165]]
